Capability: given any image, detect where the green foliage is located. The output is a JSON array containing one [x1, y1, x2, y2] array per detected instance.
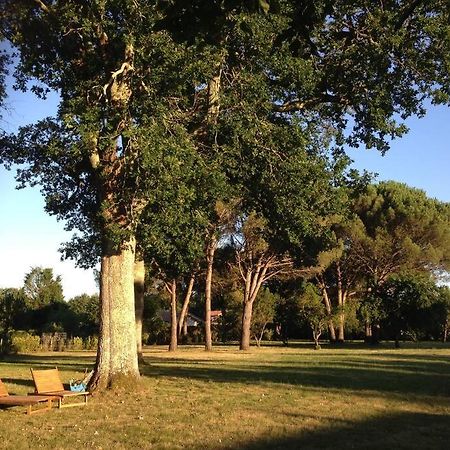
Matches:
[[84, 336, 98, 351], [378, 272, 448, 344], [352, 181, 450, 280], [67, 294, 99, 337], [8, 330, 41, 353], [2, 0, 449, 266], [0, 288, 27, 337], [298, 283, 331, 348], [221, 289, 243, 341], [251, 287, 279, 345], [142, 293, 170, 345], [274, 287, 305, 344], [70, 336, 84, 351], [23, 267, 64, 308]]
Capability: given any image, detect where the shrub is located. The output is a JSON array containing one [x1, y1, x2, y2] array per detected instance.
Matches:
[[84, 336, 98, 350], [71, 337, 84, 351], [9, 331, 41, 353]]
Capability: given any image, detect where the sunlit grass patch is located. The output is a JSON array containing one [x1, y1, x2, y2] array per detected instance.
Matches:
[[0, 344, 449, 449]]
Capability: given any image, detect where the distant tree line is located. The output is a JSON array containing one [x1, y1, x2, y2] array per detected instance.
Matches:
[[0, 178, 450, 351], [0, 267, 98, 353], [2, 178, 449, 354]]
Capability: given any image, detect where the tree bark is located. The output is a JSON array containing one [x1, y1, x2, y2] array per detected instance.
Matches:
[[134, 257, 145, 362], [169, 279, 178, 352], [240, 299, 254, 351], [205, 235, 217, 351], [178, 273, 195, 338], [336, 263, 346, 343], [89, 236, 140, 391]]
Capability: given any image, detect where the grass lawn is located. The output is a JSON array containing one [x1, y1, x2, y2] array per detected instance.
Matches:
[[0, 343, 449, 449]]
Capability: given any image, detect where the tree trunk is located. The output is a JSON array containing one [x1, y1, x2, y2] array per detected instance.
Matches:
[[337, 309, 345, 342], [169, 279, 178, 352], [254, 322, 268, 348], [313, 328, 322, 350], [205, 236, 217, 351], [89, 236, 140, 391], [134, 257, 145, 362], [336, 264, 346, 343], [178, 273, 195, 338], [240, 300, 254, 351], [364, 321, 372, 343], [238, 258, 269, 351], [443, 318, 448, 342], [207, 70, 222, 122], [317, 275, 336, 342]]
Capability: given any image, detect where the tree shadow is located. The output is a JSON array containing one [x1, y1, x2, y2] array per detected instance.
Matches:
[[0, 354, 94, 372], [140, 352, 450, 398], [0, 377, 34, 388], [225, 411, 450, 450]]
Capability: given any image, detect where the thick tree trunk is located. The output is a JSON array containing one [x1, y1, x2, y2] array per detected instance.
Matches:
[[240, 300, 254, 351], [89, 236, 140, 391], [134, 258, 145, 362], [205, 236, 217, 351], [169, 279, 178, 352], [178, 273, 195, 338]]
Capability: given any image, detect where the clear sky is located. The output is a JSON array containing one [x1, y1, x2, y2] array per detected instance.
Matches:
[[346, 104, 450, 203], [0, 82, 99, 300], [1, 74, 449, 298]]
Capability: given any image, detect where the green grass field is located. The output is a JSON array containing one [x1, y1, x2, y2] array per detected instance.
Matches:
[[1, 343, 449, 449]]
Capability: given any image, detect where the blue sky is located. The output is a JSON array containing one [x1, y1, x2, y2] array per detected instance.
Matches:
[[346, 104, 450, 202], [1, 80, 449, 298], [0, 86, 99, 299]]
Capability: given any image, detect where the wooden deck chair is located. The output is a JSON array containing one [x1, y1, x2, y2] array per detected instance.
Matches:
[[0, 378, 55, 415], [30, 367, 89, 408]]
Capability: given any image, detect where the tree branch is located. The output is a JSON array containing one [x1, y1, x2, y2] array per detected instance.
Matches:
[[34, 0, 51, 14]]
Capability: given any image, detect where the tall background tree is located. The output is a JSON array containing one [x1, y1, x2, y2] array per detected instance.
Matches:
[[317, 181, 450, 342]]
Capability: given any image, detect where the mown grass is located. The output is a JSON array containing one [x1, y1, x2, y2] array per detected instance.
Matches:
[[0, 343, 449, 449]]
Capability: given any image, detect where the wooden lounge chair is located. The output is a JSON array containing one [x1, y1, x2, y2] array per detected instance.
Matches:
[[0, 378, 55, 415], [30, 367, 89, 408]]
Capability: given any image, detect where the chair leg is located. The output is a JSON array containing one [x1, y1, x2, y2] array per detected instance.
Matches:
[[26, 399, 53, 415]]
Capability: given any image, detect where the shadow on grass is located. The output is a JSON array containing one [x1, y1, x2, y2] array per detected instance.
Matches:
[[230, 411, 450, 450], [1, 377, 34, 388], [141, 352, 450, 398], [0, 354, 95, 372]]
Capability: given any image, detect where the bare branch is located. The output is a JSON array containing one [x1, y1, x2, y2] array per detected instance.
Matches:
[[34, 0, 51, 13]]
